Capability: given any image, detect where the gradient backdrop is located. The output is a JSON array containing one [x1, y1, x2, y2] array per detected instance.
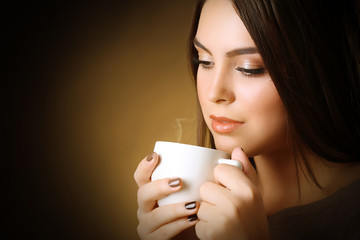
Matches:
[[4, 1, 197, 238]]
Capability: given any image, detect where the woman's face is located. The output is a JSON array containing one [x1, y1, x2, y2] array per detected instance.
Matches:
[[195, 0, 288, 156]]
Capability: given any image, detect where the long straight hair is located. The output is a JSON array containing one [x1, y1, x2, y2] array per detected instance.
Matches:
[[188, 0, 360, 185]]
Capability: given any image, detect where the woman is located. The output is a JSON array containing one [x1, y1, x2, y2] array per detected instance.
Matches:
[[134, 0, 360, 239]]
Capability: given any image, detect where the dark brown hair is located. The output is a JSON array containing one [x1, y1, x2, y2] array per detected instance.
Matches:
[[188, 0, 360, 185]]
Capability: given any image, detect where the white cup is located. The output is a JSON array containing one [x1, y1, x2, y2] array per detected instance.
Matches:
[[151, 141, 242, 206]]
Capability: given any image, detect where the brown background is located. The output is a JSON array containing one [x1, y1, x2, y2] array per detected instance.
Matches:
[[4, 1, 197, 238]]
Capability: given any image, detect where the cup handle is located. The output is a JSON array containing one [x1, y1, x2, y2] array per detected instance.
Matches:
[[218, 158, 243, 170]]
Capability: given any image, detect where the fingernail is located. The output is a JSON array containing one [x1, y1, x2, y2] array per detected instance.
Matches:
[[168, 178, 181, 187], [185, 201, 196, 210], [146, 152, 155, 162], [188, 214, 198, 222]]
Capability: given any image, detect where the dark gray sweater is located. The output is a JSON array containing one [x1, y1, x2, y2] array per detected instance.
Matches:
[[269, 179, 360, 240]]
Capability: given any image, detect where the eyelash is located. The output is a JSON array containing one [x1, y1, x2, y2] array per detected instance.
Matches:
[[192, 58, 213, 69], [235, 67, 266, 77], [192, 58, 266, 77]]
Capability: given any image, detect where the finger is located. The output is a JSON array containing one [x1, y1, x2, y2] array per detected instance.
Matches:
[[141, 216, 198, 240], [195, 220, 207, 240], [197, 201, 213, 223], [199, 181, 229, 206], [137, 177, 182, 212], [196, 202, 225, 239], [232, 147, 258, 185], [214, 163, 252, 196], [134, 152, 159, 187], [142, 201, 199, 233]]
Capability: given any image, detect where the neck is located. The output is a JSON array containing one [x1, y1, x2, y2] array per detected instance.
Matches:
[[254, 149, 360, 216], [254, 148, 299, 215]]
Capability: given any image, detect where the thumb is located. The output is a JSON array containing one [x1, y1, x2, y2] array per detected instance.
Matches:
[[231, 147, 258, 185]]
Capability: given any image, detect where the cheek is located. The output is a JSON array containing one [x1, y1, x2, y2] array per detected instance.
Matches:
[[241, 79, 283, 118], [246, 86, 288, 152], [253, 89, 283, 119], [196, 76, 207, 110], [253, 98, 286, 137]]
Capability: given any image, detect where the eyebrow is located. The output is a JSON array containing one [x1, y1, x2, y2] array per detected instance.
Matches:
[[193, 37, 259, 57]]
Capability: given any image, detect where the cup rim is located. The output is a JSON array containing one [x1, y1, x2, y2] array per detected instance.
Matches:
[[155, 141, 230, 155]]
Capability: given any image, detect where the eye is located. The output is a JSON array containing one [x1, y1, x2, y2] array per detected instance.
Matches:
[[235, 67, 266, 77], [192, 58, 214, 70]]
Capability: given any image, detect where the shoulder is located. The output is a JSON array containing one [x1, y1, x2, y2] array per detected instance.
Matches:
[[269, 179, 360, 240]]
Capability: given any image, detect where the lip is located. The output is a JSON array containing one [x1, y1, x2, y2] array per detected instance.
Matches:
[[210, 115, 244, 134]]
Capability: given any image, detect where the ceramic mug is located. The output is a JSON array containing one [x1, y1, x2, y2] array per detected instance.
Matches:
[[151, 141, 242, 206]]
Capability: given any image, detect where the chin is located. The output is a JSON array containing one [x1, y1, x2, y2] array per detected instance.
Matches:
[[213, 135, 242, 154], [213, 134, 257, 157]]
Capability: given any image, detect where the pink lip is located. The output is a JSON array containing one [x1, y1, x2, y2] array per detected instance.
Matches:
[[210, 115, 244, 134]]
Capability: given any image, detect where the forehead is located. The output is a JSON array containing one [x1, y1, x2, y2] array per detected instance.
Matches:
[[195, 0, 255, 50]]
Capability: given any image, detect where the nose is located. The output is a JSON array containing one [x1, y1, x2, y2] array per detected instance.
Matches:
[[206, 65, 235, 104]]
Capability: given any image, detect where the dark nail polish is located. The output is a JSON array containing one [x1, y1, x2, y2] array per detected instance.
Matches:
[[188, 214, 198, 222], [168, 178, 181, 187], [146, 152, 155, 162], [185, 201, 197, 210]]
